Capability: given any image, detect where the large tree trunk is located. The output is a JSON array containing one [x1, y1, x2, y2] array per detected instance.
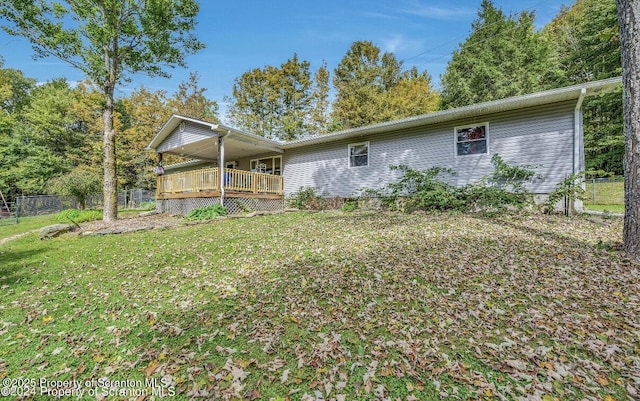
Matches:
[[617, 0, 640, 261], [102, 90, 118, 222]]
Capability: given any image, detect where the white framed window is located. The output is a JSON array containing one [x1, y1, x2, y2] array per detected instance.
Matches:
[[250, 156, 282, 175], [455, 123, 488, 156], [348, 141, 369, 167]]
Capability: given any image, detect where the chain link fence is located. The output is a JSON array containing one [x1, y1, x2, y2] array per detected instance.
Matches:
[[0, 201, 18, 226], [583, 177, 624, 211], [3, 189, 155, 219]]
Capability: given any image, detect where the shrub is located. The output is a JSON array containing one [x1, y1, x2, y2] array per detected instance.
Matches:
[[54, 209, 103, 224], [360, 154, 537, 214], [49, 168, 102, 209], [542, 173, 586, 214], [185, 204, 227, 221], [340, 198, 359, 212], [464, 155, 538, 212], [140, 201, 156, 210], [287, 187, 325, 210]]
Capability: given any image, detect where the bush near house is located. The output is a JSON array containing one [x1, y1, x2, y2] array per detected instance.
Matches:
[[184, 204, 227, 220], [362, 154, 538, 214]]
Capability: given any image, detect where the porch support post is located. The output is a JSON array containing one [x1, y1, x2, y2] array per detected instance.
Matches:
[[218, 136, 225, 203]]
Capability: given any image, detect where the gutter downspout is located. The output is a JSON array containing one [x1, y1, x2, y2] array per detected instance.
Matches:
[[574, 87, 587, 212]]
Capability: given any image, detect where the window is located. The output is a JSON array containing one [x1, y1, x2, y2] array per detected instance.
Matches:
[[250, 156, 282, 175], [455, 124, 488, 156], [349, 142, 369, 167]]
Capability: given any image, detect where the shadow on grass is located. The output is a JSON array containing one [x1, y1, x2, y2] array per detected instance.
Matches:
[[0, 246, 51, 286]]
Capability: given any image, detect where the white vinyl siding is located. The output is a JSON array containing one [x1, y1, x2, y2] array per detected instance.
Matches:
[[282, 101, 576, 197]]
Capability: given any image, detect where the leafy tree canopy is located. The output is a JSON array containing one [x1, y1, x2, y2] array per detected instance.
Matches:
[[439, 0, 555, 109], [227, 54, 326, 141], [0, 0, 205, 221], [331, 41, 438, 130]]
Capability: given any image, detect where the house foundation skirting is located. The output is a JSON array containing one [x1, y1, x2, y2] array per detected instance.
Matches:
[[157, 197, 285, 215]]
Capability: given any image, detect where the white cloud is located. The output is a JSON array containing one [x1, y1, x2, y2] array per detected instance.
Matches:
[[380, 34, 425, 56], [400, 1, 476, 20]]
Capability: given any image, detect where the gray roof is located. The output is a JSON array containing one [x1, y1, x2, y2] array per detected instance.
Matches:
[[281, 77, 621, 149], [147, 77, 621, 153]]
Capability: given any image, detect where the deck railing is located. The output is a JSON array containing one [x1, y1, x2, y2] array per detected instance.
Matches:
[[157, 168, 283, 195]]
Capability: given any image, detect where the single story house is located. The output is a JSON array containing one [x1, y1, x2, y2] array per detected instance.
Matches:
[[146, 77, 621, 215]]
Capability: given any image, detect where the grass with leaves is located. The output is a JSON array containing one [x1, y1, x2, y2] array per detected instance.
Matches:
[[0, 211, 638, 400]]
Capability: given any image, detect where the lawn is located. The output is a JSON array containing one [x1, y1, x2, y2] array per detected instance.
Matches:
[[0, 211, 638, 400], [584, 180, 624, 214]]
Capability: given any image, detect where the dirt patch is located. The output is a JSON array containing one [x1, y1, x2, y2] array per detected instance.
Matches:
[[80, 212, 183, 235]]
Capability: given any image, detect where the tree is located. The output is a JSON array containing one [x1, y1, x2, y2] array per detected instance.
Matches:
[[385, 67, 439, 121], [168, 72, 219, 121], [0, 0, 204, 222], [0, 58, 35, 134], [331, 41, 438, 130], [49, 167, 102, 209], [332, 41, 401, 130], [228, 54, 320, 141], [309, 62, 331, 134], [615, 0, 640, 260], [439, 0, 554, 109], [21, 79, 86, 158], [120, 87, 170, 185], [0, 123, 70, 199], [543, 0, 623, 175]]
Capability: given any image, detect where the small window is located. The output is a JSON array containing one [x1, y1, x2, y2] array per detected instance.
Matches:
[[349, 142, 369, 167], [455, 124, 488, 156]]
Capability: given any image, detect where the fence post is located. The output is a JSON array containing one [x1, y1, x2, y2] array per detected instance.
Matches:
[[592, 178, 596, 205]]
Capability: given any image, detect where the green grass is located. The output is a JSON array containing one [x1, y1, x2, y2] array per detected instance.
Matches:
[[584, 180, 624, 204], [0, 214, 58, 239], [583, 180, 624, 214], [583, 204, 625, 214], [0, 211, 636, 400], [0, 209, 148, 240]]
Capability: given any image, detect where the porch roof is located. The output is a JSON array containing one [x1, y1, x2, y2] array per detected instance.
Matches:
[[146, 114, 283, 161]]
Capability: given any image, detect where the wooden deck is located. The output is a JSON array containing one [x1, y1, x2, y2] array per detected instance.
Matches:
[[156, 168, 283, 200]]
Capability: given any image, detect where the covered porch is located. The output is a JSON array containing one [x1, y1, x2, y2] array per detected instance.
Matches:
[[156, 167, 283, 199], [147, 115, 285, 214]]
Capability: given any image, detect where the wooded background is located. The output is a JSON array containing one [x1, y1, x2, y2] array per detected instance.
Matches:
[[0, 0, 622, 202]]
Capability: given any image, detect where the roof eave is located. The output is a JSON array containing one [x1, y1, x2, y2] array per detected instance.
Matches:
[[281, 77, 622, 149]]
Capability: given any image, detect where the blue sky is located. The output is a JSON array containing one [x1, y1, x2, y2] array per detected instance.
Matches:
[[0, 0, 568, 120]]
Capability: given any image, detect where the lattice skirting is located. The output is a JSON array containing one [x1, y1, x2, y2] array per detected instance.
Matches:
[[157, 197, 284, 215]]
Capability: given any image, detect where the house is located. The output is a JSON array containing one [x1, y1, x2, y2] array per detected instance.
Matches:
[[146, 77, 621, 215]]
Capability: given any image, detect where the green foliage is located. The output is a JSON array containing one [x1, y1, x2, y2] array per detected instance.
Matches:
[[167, 72, 219, 121], [54, 208, 103, 224], [331, 41, 438, 130], [364, 155, 536, 213], [48, 168, 102, 209], [439, 0, 555, 109], [287, 186, 325, 210], [227, 54, 323, 141], [184, 204, 227, 221], [0, 0, 205, 221], [140, 201, 156, 211], [0, 59, 35, 135], [0, 124, 72, 200], [340, 199, 359, 212], [542, 173, 586, 214], [543, 0, 622, 175]]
